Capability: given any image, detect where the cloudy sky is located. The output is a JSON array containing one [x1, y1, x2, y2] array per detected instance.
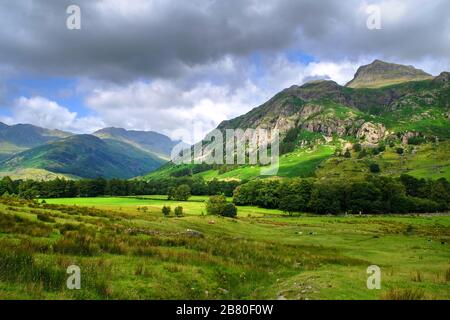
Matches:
[[0, 0, 449, 142]]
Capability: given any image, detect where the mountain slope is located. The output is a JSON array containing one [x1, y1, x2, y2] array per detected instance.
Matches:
[[346, 60, 433, 88], [0, 134, 165, 179], [93, 127, 178, 159], [144, 61, 450, 181], [0, 122, 72, 161]]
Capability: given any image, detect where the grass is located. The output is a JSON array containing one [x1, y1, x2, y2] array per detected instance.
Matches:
[[316, 141, 450, 181], [0, 195, 449, 300], [43, 196, 285, 217]]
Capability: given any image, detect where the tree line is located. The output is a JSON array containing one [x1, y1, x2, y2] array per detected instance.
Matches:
[[233, 175, 450, 214], [0, 176, 241, 199]]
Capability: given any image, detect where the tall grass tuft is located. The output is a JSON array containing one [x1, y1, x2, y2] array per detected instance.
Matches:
[[381, 288, 425, 300]]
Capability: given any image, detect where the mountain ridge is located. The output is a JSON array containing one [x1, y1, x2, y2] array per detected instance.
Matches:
[[145, 60, 450, 181], [346, 59, 433, 88], [0, 134, 165, 179]]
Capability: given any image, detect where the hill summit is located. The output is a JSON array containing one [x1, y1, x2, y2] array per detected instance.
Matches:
[[346, 59, 433, 88]]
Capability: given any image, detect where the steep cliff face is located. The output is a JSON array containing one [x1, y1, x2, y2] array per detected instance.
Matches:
[[213, 60, 449, 148]]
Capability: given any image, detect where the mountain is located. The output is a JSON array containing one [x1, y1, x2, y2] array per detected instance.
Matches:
[[145, 60, 450, 181], [0, 122, 72, 161], [0, 134, 165, 179], [93, 127, 178, 159], [346, 59, 433, 88]]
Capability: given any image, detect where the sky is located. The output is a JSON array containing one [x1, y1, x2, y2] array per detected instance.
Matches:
[[0, 0, 449, 142]]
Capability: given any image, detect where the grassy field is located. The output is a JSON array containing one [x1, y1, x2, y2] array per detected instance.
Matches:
[[43, 196, 285, 217], [0, 196, 449, 300]]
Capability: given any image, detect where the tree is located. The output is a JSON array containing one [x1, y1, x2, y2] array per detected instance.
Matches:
[[162, 206, 171, 217], [206, 195, 227, 215], [168, 184, 191, 201], [222, 203, 237, 218], [174, 206, 183, 217], [309, 183, 343, 215], [346, 182, 382, 214], [206, 196, 238, 217], [278, 178, 313, 214]]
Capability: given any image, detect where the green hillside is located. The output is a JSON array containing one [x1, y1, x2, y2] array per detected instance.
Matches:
[[0, 135, 165, 179], [93, 127, 179, 160], [0, 122, 72, 160], [144, 61, 450, 182]]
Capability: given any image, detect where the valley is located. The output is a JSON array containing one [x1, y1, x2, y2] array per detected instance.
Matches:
[[0, 60, 449, 301], [0, 195, 448, 300]]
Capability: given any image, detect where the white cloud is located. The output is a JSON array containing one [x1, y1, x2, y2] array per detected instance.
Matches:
[[82, 56, 366, 142], [1, 96, 105, 133]]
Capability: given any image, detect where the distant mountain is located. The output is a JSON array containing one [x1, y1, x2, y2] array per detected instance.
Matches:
[[0, 122, 72, 161], [0, 134, 165, 179], [93, 127, 178, 159], [346, 59, 433, 88]]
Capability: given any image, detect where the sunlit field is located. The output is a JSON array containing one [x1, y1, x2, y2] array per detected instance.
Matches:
[[1, 195, 448, 300], [43, 196, 286, 217]]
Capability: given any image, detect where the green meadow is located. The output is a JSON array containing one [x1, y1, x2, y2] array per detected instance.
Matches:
[[0, 195, 449, 300]]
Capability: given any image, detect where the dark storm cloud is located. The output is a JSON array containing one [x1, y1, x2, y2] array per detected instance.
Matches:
[[1, 0, 447, 82]]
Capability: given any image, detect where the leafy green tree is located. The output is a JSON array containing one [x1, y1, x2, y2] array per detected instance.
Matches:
[[174, 206, 184, 217], [309, 183, 343, 215], [206, 195, 227, 215], [162, 206, 171, 217], [222, 203, 237, 218], [346, 182, 382, 214]]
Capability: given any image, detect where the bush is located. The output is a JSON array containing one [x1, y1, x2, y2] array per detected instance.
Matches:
[[369, 163, 381, 173], [358, 149, 368, 159], [222, 203, 237, 218], [174, 206, 183, 217], [206, 195, 237, 217], [162, 206, 171, 217], [396, 147, 404, 155], [353, 143, 362, 152], [206, 195, 227, 215]]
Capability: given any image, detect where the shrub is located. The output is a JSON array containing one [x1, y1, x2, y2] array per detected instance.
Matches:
[[174, 206, 183, 217], [396, 147, 404, 155], [206, 195, 227, 215], [206, 195, 237, 217], [344, 150, 351, 158], [162, 206, 171, 217], [222, 203, 237, 218], [369, 163, 381, 173], [358, 149, 368, 159], [353, 143, 362, 152]]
